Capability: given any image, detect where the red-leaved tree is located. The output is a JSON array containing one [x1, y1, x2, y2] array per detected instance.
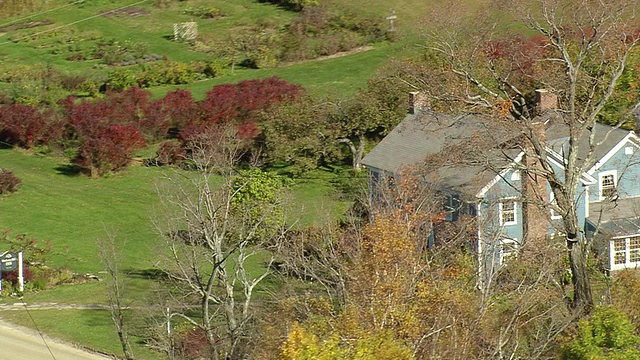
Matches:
[[0, 104, 57, 148], [192, 77, 303, 140], [144, 89, 198, 140], [74, 124, 145, 177]]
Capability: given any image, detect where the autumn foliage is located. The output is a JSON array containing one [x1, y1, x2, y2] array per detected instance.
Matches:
[[0, 77, 302, 176], [0, 104, 59, 148], [0, 169, 21, 194]]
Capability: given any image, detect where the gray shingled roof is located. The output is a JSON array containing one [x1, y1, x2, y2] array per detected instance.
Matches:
[[588, 198, 640, 236], [362, 109, 632, 196], [361, 110, 518, 195], [546, 121, 629, 167]]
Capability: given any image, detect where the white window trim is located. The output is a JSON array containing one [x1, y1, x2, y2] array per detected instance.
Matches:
[[625, 146, 634, 155], [499, 199, 518, 226], [549, 191, 562, 220], [510, 170, 520, 181], [610, 235, 640, 271], [598, 170, 617, 201], [500, 238, 519, 266]]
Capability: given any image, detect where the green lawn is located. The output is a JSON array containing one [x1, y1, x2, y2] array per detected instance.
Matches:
[[0, 147, 351, 357], [149, 41, 405, 99], [0, 0, 495, 357], [0, 0, 429, 99], [0, 147, 349, 278], [0, 0, 292, 67]]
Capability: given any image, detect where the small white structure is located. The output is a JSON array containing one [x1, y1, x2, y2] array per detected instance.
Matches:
[[173, 22, 198, 41]]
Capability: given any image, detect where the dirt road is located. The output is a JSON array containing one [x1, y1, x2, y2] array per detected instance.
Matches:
[[0, 320, 110, 360]]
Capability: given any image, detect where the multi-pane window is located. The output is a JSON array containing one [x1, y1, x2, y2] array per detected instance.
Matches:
[[631, 237, 640, 263], [613, 239, 626, 265], [500, 238, 518, 265], [444, 194, 460, 222], [610, 236, 640, 270], [600, 171, 617, 199], [499, 200, 517, 225]]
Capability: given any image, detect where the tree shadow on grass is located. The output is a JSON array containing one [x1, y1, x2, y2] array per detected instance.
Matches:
[[55, 164, 83, 176], [125, 268, 169, 281]]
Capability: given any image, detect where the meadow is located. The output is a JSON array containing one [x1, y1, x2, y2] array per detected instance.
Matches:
[[0, 146, 353, 358], [0, 0, 458, 357]]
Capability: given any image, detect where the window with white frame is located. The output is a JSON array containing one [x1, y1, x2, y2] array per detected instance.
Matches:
[[599, 170, 617, 200], [444, 194, 460, 222], [499, 200, 517, 226], [500, 238, 518, 265], [610, 236, 640, 270], [549, 191, 562, 220]]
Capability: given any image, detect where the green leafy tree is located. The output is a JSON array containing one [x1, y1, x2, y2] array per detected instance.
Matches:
[[563, 306, 640, 360], [231, 168, 291, 241], [261, 86, 405, 173]]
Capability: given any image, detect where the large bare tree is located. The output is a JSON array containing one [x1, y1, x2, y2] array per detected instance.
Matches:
[[98, 230, 135, 360], [424, 0, 639, 312], [155, 126, 286, 359]]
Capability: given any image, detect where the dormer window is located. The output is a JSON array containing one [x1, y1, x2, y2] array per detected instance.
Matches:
[[499, 200, 517, 226], [599, 170, 617, 200]]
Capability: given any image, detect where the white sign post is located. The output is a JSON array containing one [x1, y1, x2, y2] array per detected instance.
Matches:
[[0, 251, 22, 293], [18, 251, 24, 292]]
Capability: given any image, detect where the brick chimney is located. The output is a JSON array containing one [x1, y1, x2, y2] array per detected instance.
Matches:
[[409, 91, 430, 114], [521, 120, 551, 243], [535, 89, 558, 114]]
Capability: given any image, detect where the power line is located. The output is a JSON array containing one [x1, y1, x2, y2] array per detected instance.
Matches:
[[0, 0, 87, 29], [20, 298, 58, 360], [0, 0, 151, 46]]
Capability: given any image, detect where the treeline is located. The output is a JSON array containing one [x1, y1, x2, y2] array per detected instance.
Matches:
[[0, 77, 302, 176], [0, 75, 408, 177]]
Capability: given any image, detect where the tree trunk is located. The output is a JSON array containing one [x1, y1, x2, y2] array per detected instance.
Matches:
[[337, 135, 365, 171], [568, 235, 593, 314], [116, 324, 135, 360]]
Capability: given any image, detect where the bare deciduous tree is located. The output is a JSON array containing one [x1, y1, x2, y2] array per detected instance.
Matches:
[[98, 230, 135, 360], [155, 126, 286, 360], [424, 0, 639, 313]]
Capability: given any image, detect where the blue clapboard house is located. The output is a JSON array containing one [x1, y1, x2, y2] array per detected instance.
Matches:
[[362, 92, 640, 281]]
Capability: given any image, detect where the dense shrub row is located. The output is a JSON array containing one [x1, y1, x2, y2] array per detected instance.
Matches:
[[0, 77, 303, 176], [205, 4, 390, 70], [0, 60, 223, 106]]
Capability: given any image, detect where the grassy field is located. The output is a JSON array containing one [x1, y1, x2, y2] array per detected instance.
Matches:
[[149, 41, 406, 99], [0, 148, 348, 274], [0, 147, 350, 358], [0, 0, 487, 357], [0, 0, 440, 99]]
